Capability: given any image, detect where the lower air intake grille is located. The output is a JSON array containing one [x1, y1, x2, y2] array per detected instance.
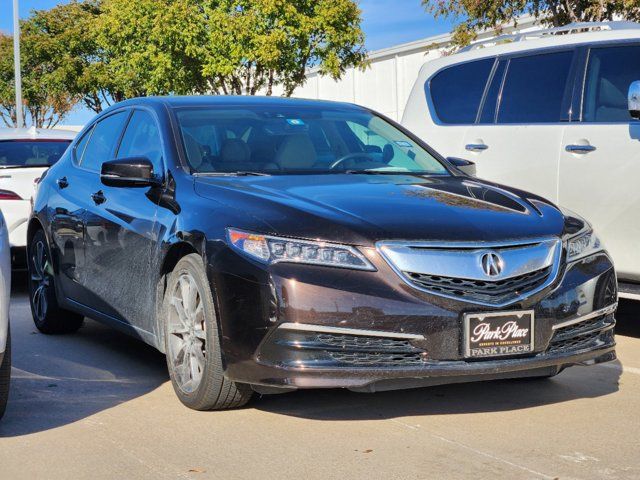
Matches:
[[327, 351, 426, 367]]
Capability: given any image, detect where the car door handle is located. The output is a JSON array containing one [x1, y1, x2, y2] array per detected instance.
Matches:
[[465, 143, 489, 152], [56, 177, 69, 189], [565, 144, 596, 154], [91, 190, 106, 205]]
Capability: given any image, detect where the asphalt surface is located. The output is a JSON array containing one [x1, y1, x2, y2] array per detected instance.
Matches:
[[1, 272, 639, 480]]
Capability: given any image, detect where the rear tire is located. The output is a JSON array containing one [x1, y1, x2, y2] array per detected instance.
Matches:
[[28, 229, 84, 334], [162, 253, 252, 410], [0, 327, 11, 420]]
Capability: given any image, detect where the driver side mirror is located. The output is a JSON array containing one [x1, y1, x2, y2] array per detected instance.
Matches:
[[101, 157, 162, 188], [628, 81, 640, 120], [446, 157, 477, 177]]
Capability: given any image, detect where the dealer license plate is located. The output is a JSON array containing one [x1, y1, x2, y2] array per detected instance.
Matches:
[[464, 310, 534, 359]]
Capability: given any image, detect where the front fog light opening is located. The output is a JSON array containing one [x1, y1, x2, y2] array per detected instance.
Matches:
[[227, 228, 375, 271]]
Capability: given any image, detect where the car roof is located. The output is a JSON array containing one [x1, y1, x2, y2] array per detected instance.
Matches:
[[418, 27, 640, 78], [0, 126, 77, 141], [115, 95, 365, 111]]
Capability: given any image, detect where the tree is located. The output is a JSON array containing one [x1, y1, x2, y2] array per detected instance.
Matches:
[[95, 0, 207, 99], [0, 32, 78, 127], [96, 0, 367, 98], [21, 0, 118, 114], [422, 0, 640, 47], [201, 0, 368, 96]]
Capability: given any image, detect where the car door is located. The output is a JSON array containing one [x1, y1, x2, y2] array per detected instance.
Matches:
[[461, 49, 577, 203], [559, 43, 640, 282], [83, 108, 165, 333], [48, 129, 97, 303]]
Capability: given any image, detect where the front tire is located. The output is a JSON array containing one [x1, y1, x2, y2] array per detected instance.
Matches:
[[162, 254, 252, 410], [0, 327, 10, 420], [28, 229, 84, 334]]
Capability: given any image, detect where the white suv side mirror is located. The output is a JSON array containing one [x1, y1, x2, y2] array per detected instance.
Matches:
[[628, 80, 640, 119]]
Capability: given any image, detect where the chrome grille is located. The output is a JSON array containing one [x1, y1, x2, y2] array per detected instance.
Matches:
[[377, 237, 561, 306]]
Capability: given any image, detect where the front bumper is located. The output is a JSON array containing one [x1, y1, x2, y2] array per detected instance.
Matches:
[[210, 247, 617, 392], [0, 199, 30, 248]]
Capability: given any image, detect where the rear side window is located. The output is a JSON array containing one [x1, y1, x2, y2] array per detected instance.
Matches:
[[429, 59, 494, 124], [79, 111, 129, 171], [497, 51, 573, 123], [117, 110, 163, 172], [583, 45, 640, 123]]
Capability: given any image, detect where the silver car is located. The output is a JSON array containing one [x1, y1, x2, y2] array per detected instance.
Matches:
[[0, 211, 11, 419]]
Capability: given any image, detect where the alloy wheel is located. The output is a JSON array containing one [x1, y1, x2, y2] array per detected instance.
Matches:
[[167, 273, 207, 394], [30, 240, 51, 322]]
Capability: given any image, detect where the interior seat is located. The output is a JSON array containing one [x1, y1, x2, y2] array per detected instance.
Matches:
[[274, 134, 317, 170]]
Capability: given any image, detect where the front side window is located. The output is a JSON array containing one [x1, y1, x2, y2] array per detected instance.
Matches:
[[175, 106, 448, 176], [498, 51, 573, 123], [117, 110, 163, 172], [80, 111, 129, 171], [0, 140, 71, 168], [583, 45, 640, 123], [429, 59, 494, 124]]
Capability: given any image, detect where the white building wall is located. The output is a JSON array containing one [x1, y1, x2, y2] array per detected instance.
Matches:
[[281, 16, 540, 121]]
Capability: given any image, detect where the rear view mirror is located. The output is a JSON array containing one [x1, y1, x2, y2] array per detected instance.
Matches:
[[628, 80, 640, 119], [101, 157, 161, 188], [446, 157, 477, 176]]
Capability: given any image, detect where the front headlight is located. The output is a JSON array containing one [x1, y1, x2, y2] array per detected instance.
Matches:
[[227, 228, 375, 271], [566, 229, 604, 262]]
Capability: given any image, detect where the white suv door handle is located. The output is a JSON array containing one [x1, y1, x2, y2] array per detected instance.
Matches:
[[565, 144, 596, 154], [465, 143, 489, 152]]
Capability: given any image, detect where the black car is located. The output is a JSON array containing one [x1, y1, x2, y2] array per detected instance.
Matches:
[[27, 96, 617, 410]]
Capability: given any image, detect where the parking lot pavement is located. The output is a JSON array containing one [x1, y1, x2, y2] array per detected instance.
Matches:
[[1, 275, 639, 480]]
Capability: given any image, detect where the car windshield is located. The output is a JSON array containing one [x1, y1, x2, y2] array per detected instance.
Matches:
[[0, 140, 71, 168], [174, 105, 448, 175]]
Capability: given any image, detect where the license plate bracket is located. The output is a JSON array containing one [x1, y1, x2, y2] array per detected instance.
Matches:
[[464, 310, 535, 359]]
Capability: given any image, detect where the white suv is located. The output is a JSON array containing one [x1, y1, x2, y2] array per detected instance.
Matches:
[[0, 127, 76, 265], [402, 22, 640, 300]]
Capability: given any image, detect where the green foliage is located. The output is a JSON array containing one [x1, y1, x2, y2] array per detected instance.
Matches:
[[200, 0, 367, 96], [0, 29, 78, 128], [422, 0, 640, 47]]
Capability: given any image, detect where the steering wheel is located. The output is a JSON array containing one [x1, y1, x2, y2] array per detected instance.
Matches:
[[329, 153, 373, 170]]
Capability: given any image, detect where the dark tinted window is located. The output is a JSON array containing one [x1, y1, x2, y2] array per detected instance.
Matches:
[[0, 140, 71, 168], [429, 59, 494, 124], [74, 127, 92, 164], [117, 110, 163, 171], [175, 106, 447, 175], [80, 111, 129, 171], [479, 61, 506, 124], [583, 45, 640, 122], [498, 51, 573, 123]]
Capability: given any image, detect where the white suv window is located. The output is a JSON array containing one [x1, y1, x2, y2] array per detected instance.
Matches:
[[583, 45, 640, 123], [428, 58, 494, 124], [497, 51, 574, 124]]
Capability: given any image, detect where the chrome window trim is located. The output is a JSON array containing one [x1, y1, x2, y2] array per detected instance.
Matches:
[[551, 303, 617, 330], [277, 323, 425, 340], [376, 236, 563, 308]]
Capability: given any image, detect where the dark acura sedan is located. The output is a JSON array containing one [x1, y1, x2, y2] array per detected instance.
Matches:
[[28, 96, 617, 410]]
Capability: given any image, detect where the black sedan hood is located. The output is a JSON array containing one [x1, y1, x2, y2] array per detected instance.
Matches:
[[194, 174, 566, 246]]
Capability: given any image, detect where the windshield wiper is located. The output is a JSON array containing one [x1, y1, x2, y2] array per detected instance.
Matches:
[[194, 171, 270, 177], [343, 169, 438, 175]]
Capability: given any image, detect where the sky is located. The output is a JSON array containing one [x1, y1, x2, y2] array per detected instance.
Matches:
[[0, 0, 455, 124]]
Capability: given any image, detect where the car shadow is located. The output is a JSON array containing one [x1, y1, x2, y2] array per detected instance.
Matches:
[[253, 359, 622, 421], [0, 273, 169, 437]]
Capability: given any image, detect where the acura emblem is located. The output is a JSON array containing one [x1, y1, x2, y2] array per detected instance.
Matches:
[[481, 252, 504, 277]]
